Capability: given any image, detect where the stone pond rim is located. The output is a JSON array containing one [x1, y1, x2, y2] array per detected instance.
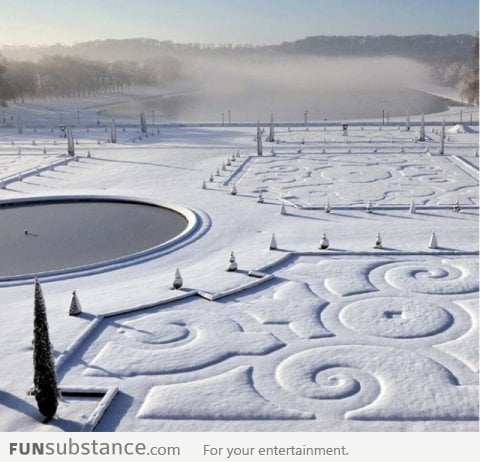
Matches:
[[0, 194, 199, 283]]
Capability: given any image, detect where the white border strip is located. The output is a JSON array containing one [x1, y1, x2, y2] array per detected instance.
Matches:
[[59, 385, 119, 432]]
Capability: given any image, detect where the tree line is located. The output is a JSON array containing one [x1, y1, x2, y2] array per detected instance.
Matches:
[[2, 35, 476, 62], [1, 35, 478, 106], [0, 55, 164, 105]]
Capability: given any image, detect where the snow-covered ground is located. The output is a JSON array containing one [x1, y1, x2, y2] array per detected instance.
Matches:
[[0, 97, 478, 432]]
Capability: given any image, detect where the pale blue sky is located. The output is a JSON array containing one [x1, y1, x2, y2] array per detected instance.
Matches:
[[0, 0, 478, 46]]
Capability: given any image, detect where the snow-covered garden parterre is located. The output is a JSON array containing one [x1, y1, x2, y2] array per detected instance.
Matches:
[[0, 102, 478, 432]]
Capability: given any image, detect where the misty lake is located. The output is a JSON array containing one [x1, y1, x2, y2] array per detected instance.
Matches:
[[97, 85, 456, 124]]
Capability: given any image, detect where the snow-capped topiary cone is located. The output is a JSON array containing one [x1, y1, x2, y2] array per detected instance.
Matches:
[[209, 173, 214, 182], [439, 119, 445, 155], [231, 154, 236, 162], [257, 191, 264, 203], [172, 268, 183, 289], [43, 147, 47, 154], [227, 251, 238, 272], [69, 290, 82, 316], [428, 231, 438, 249], [87, 150, 91, 158], [230, 184, 237, 195], [201, 179, 207, 190], [366, 201, 373, 213], [280, 201, 287, 215], [325, 200, 331, 213], [215, 168, 220, 176], [266, 113, 275, 142], [236, 150, 240, 158], [319, 233, 329, 250], [269, 233, 278, 250], [409, 199, 416, 214], [226, 158, 231, 166], [453, 199, 461, 213], [419, 113, 426, 141], [256, 122, 263, 156], [374, 232, 383, 249], [222, 162, 226, 171]]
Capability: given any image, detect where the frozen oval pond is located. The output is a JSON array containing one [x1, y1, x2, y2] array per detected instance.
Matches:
[[0, 198, 189, 278]]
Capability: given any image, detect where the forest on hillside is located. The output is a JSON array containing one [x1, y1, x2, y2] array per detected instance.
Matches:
[[0, 34, 478, 106]]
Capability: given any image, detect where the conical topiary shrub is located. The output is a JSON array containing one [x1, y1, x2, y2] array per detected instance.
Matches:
[[172, 268, 183, 289], [428, 231, 438, 249], [409, 199, 416, 214], [33, 278, 60, 420], [374, 232, 383, 249], [269, 233, 278, 250], [227, 251, 238, 272], [325, 200, 331, 213], [69, 290, 82, 316], [319, 233, 329, 250], [453, 199, 461, 213]]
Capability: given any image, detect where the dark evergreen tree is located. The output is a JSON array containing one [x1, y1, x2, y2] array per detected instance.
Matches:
[[33, 278, 60, 420]]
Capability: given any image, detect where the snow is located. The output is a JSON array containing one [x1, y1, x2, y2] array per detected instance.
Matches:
[[138, 367, 312, 420], [0, 97, 478, 432]]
